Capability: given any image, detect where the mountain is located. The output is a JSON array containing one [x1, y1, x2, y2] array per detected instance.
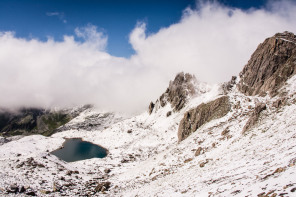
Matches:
[[238, 31, 296, 96], [0, 105, 92, 137], [0, 32, 296, 196]]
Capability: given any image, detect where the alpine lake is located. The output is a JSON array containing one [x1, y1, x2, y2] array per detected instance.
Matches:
[[51, 138, 108, 162]]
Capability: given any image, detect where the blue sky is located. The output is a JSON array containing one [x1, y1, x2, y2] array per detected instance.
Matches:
[[0, 0, 267, 57]]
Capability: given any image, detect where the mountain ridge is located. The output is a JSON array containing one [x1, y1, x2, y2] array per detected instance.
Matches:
[[0, 31, 296, 196]]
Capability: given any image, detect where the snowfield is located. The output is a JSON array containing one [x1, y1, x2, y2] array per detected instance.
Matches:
[[0, 76, 296, 196]]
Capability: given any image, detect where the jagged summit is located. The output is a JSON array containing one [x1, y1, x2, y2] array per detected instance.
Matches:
[[238, 31, 296, 96], [149, 72, 210, 114]]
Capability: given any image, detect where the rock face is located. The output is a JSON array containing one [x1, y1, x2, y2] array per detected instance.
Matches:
[[178, 96, 231, 142], [149, 72, 202, 114], [238, 32, 296, 97], [242, 103, 266, 134], [222, 76, 237, 93], [162, 72, 198, 112]]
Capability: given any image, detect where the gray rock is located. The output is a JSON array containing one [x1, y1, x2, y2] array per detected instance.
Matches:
[[222, 76, 237, 93], [238, 31, 296, 97], [242, 103, 266, 134], [150, 72, 199, 113], [178, 96, 231, 141]]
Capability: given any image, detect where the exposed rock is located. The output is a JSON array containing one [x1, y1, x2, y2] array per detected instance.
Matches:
[[95, 182, 111, 192], [178, 96, 231, 141], [272, 97, 287, 108], [0, 106, 83, 137], [166, 111, 172, 117], [262, 167, 286, 180], [19, 186, 26, 193], [238, 31, 296, 97], [148, 102, 155, 114], [200, 162, 206, 168], [257, 192, 266, 197], [104, 168, 111, 174], [7, 184, 19, 194], [53, 182, 61, 192], [26, 191, 36, 196], [127, 129, 132, 134], [150, 72, 199, 113], [222, 76, 237, 93], [231, 190, 241, 195], [195, 147, 203, 156], [242, 103, 266, 134], [221, 127, 230, 136], [166, 72, 199, 111], [184, 158, 193, 163]]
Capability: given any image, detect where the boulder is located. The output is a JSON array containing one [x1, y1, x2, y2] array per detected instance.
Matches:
[[195, 147, 203, 156], [166, 111, 172, 117], [95, 182, 111, 192]]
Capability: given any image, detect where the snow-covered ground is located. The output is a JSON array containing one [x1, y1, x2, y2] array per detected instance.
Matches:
[[0, 76, 296, 196]]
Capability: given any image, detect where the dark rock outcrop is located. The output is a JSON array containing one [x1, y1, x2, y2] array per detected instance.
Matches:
[[222, 76, 237, 93], [195, 147, 203, 156], [148, 102, 155, 114], [238, 31, 296, 97], [95, 181, 111, 192], [178, 96, 231, 142], [149, 72, 199, 114], [242, 103, 266, 134], [163, 72, 198, 111]]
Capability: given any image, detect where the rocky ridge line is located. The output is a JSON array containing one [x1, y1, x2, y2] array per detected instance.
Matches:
[[149, 72, 209, 114], [238, 31, 296, 97]]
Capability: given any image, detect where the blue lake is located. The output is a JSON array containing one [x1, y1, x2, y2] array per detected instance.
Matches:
[[51, 138, 108, 162]]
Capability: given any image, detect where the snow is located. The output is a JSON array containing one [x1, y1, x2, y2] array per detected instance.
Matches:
[[1, 77, 296, 196], [278, 38, 296, 45]]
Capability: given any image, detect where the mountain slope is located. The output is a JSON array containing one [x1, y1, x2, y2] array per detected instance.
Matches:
[[0, 32, 296, 196]]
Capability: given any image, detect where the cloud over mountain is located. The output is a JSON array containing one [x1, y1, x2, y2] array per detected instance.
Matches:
[[1, 0, 296, 113]]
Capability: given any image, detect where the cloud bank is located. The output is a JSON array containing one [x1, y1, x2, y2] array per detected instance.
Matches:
[[1, 1, 296, 113]]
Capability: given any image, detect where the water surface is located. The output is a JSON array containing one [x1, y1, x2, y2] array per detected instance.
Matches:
[[51, 138, 107, 162]]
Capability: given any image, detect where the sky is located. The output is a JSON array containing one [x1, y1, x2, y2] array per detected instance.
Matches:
[[0, 0, 267, 58], [0, 0, 296, 113]]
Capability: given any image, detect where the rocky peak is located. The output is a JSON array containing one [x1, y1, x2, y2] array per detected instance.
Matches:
[[149, 72, 205, 114], [238, 31, 296, 96], [164, 72, 198, 111]]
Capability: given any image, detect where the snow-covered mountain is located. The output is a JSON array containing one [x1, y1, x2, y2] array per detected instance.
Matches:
[[0, 32, 296, 196]]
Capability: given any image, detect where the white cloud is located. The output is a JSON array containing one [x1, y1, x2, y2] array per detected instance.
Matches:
[[46, 12, 67, 24], [74, 24, 108, 51], [46, 12, 60, 16], [1, 0, 296, 113]]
